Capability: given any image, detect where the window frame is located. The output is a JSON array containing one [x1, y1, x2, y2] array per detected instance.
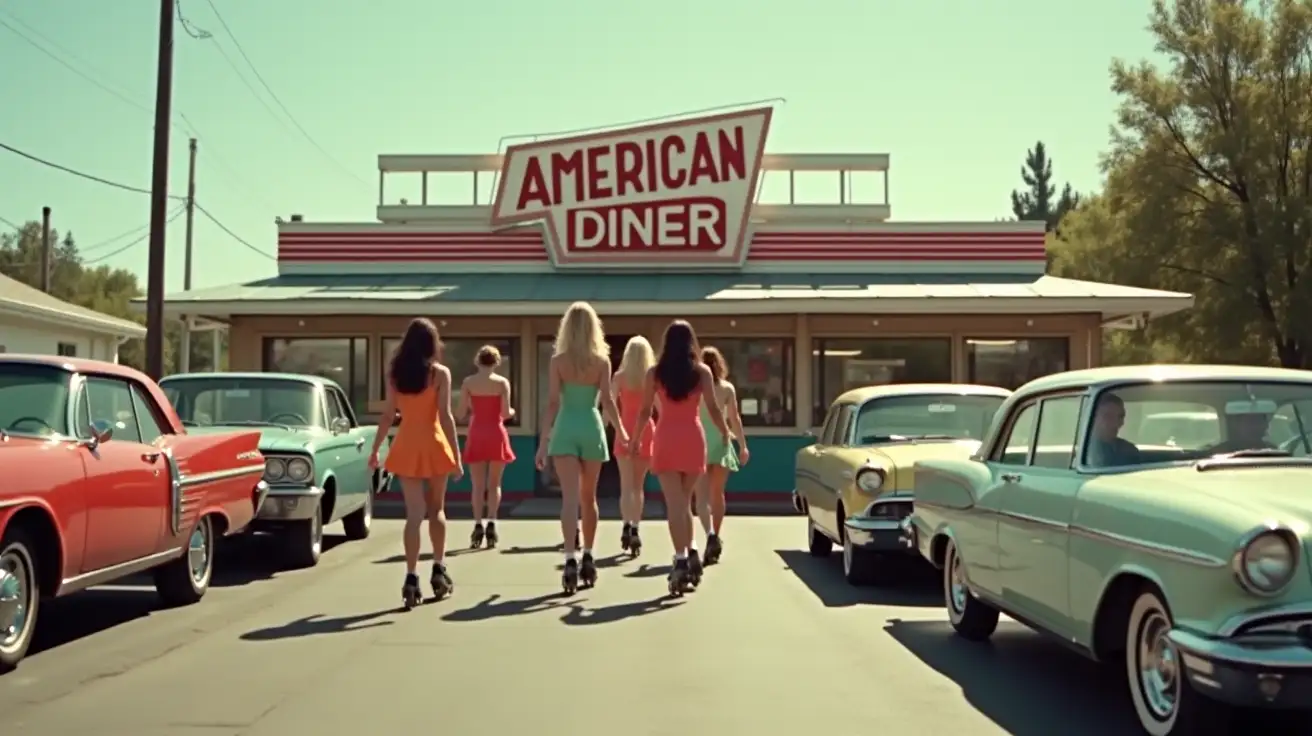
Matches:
[[1030, 393, 1087, 470], [261, 337, 370, 415], [701, 336, 796, 428], [85, 375, 147, 445], [964, 337, 1071, 390], [810, 337, 954, 426], [127, 380, 171, 445]]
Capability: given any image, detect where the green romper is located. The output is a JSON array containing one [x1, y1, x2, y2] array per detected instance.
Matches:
[[546, 382, 610, 462], [701, 401, 740, 471]]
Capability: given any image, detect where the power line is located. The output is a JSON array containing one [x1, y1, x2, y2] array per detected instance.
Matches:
[[200, 0, 369, 188], [0, 140, 186, 200], [194, 202, 275, 259], [83, 208, 187, 265]]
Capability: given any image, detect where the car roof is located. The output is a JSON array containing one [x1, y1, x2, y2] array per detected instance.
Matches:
[[0, 354, 152, 382], [833, 383, 1012, 405], [161, 371, 328, 385], [1017, 364, 1312, 395]]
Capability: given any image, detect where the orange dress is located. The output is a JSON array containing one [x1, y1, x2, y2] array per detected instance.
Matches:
[[651, 384, 707, 475], [615, 385, 654, 459], [385, 381, 459, 478]]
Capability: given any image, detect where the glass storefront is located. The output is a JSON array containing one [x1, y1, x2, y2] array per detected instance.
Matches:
[[262, 337, 369, 412], [811, 338, 952, 423], [965, 338, 1069, 390], [380, 337, 519, 424]]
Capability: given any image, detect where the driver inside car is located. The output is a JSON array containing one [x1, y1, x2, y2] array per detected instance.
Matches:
[[1087, 393, 1141, 467], [1207, 404, 1277, 454]]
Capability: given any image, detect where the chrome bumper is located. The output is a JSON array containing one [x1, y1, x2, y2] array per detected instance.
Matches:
[[257, 486, 324, 522], [791, 489, 804, 513], [1169, 628, 1312, 709], [252, 480, 271, 514], [0, 568, 20, 636], [844, 516, 915, 554]]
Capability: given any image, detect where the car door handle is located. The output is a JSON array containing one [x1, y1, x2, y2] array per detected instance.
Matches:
[[355, 438, 365, 449], [142, 451, 162, 463], [1000, 472, 1022, 483]]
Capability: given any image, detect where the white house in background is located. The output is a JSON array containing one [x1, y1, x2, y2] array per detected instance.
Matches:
[[0, 272, 146, 361]]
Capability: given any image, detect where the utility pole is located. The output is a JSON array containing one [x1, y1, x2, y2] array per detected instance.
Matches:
[[144, 0, 176, 381], [39, 206, 51, 294], [179, 138, 197, 373]]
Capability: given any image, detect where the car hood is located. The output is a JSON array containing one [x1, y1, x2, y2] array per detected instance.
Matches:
[[871, 440, 982, 490], [1098, 464, 1312, 532], [186, 425, 321, 453]]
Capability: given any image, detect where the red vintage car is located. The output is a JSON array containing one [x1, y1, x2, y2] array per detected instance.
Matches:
[[0, 355, 269, 671]]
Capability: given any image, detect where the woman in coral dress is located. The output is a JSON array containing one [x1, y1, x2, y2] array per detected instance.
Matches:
[[610, 336, 656, 556], [369, 317, 463, 608], [455, 345, 516, 550], [627, 320, 728, 594]]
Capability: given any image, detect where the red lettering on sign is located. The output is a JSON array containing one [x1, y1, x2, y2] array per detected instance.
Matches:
[[565, 197, 726, 251]]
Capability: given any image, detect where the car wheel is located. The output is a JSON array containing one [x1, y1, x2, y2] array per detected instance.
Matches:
[[154, 515, 214, 607], [807, 515, 832, 557], [841, 532, 879, 585], [1125, 587, 1230, 735], [944, 540, 998, 641], [0, 530, 40, 673], [342, 490, 372, 541], [283, 502, 323, 569]]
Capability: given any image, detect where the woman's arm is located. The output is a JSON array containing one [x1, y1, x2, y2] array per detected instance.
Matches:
[[371, 384, 397, 457], [605, 372, 621, 428], [725, 383, 748, 451], [599, 362, 623, 432], [631, 367, 657, 441], [539, 357, 562, 441], [454, 378, 471, 424], [499, 375, 516, 420], [436, 366, 462, 467], [700, 365, 730, 438]]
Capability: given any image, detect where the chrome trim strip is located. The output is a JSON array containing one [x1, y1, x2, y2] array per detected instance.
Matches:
[[1218, 603, 1312, 637], [164, 449, 183, 535], [59, 548, 181, 593], [265, 485, 325, 499], [997, 508, 1069, 532], [179, 463, 266, 488], [1069, 525, 1227, 568]]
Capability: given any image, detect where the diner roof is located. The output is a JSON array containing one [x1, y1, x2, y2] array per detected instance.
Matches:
[[136, 272, 1193, 322]]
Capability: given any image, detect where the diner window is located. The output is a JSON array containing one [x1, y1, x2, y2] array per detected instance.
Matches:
[[263, 337, 369, 414], [966, 338, 1069, 390], [701, 337, 795, 427], [57, 342, 77, 357], [811, 338, 952, 424], [384, 336, 519, 425]]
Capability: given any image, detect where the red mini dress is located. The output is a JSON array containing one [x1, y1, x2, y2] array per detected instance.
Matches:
[[651, 384, 707, 475], [615, 385, 654, 459], [463, 394, 516, 463]]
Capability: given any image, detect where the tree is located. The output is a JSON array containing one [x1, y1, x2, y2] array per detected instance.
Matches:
[[0, 221, 224, 371], [1103, 0, 1312, 367], [1010, 141, 1082, 231]]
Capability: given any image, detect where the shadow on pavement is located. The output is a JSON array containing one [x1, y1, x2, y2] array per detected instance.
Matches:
[[441, 593, 567, 622], [558, 597, 684, 626], [775, 550, 939, 607], [212, 534, 348, 588], [624, 562, 672, 579], [240, 612, 394, 641], [553, 553, 626, 571], [499, 544, 565, 555]]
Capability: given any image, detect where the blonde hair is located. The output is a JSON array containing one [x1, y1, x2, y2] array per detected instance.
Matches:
[[553, 301, 608, 373], [617, 336, 656, 389]]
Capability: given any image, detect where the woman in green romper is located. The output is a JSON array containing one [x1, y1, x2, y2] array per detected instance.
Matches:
[[535, 301, 627, 593], [692, 347, 749, 566]]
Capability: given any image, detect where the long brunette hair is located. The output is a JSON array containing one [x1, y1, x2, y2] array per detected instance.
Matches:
[[389, 318, 440, 395], [654, 320, 701, 401]]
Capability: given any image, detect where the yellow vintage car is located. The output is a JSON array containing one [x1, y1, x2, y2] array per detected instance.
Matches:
[[794, 383, 1010, 585]]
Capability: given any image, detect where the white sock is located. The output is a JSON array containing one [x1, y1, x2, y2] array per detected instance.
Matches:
[[565, 551, 576, 562], [582, 547, 592, 556], [674, 550, 687, 561], [689, 538, 698, 551]]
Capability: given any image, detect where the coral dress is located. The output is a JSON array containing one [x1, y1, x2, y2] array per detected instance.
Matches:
[[615, 385, 654, 459], [651, 384, 707, 475], [385, 381, 459, 478], [464, 394, 515, 463]]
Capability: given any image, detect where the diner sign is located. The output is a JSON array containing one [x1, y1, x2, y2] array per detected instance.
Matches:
[[490, 107, 772, 269]]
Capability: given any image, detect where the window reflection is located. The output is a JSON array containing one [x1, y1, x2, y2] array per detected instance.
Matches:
[[262, 338, 368, 413], [701, 338, 795, 427], [966, 338, 1068, 390], [811, 338, 952, 423]]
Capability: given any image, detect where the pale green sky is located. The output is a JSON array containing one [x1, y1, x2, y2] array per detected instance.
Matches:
[[1, 0, 1157, 291]]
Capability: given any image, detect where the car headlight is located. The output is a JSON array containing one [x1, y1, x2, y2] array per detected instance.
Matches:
[[1235, 530, 1299, 596], [286, 457, 313, 483], [264, 458, 286, 482], [855, 467, 886, 494]]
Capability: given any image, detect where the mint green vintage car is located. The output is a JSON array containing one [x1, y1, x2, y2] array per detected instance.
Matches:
[[161, 373, 386, 569], [904, 365, 1312, 735]]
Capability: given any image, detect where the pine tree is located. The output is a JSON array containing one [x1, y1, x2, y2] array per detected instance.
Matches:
[[1010, 142, 1081, 232]]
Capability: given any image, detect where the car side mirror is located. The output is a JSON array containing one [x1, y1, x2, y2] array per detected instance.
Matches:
[[330, 417, 351, 435], [86, 419, 114, 446]]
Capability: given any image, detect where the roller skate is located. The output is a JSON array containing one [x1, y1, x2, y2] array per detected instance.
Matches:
[[687, 548, 704, 588], [579, 551, 598, 589], [667, 558, 691, 597], [470, 522, 485, 549], [485, 521, 499, 549], [401, 573, 422, 610], [620, 523, 633, 553], [430, 563, 453, 600], [629, 526, 643, 557], [704, 533, 723, 565], [562, 558, 580, 595]]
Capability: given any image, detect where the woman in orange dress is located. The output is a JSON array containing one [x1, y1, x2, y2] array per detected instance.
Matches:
[[627, 320, 728, 595], [369, 318, 463, 609], [610, 335, 656, 556], [455, 345, 516, 549]]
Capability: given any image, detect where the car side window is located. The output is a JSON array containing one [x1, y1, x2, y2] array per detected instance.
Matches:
[[1032, 396, 1085, 469], [994, 402, 1038, 465], [834, 404, 857, 446], [322, 389, 346, 428], [818, 407, 840, 445], [71, 381, 92, 438], [330, 388, 356, 426], [130, 383, 169, 445], [85, 376, 143, 444]]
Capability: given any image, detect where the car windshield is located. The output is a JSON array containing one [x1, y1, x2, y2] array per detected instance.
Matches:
[[0, 363, 71, 438], [853, 394, 1005, 444], [162, 378, 321, 428], [1086, 380, 1312, 468]]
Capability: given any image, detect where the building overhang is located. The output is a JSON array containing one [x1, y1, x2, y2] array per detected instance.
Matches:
[[0, 298, 147, 339]]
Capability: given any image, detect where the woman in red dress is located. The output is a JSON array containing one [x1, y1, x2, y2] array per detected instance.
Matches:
[[455, 345, 516, 549], [610, 336, 656, 556]]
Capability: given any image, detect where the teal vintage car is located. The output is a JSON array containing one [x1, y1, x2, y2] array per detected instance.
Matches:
[[903, 365, 1312, 735], [160, 372, 386, 569]]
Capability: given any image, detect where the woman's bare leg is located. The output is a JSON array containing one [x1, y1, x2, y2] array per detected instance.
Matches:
[[553, 456, 582, 556], [658, 472, 694, 554], [486, 462, 505, 521], [399, 477, 426, 574], [710, 466, 729, 535], [579, 460, 602, 550], [633, 458, 650, 521], [617, 456, 636, 524], [468, 462, 488, 524], [425, 474, 450, 564]]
